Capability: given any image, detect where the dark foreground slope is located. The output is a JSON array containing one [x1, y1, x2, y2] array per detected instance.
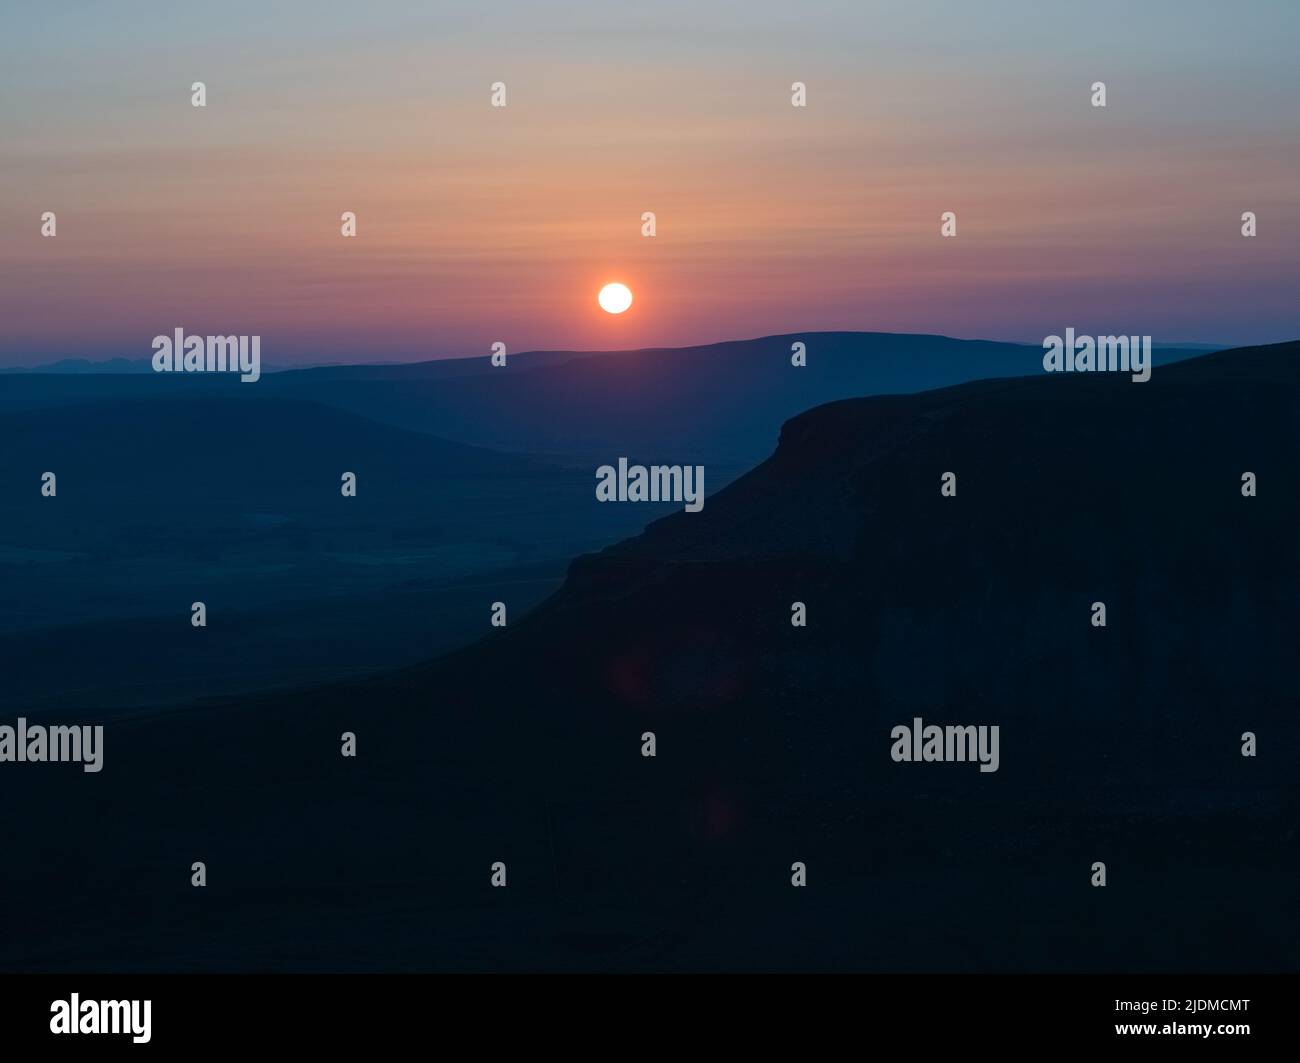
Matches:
[[1, 343, 1296, 971]]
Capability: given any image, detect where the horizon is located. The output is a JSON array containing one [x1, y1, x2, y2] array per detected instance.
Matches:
[[4, 0, 1299, 369], [0, 328, 1255, 373]]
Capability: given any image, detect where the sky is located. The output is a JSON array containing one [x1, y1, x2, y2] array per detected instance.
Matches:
[[2, 0, 1298, 367]]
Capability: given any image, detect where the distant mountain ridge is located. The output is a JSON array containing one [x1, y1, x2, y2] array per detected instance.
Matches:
[[0, 333, 1232, 376], [3, 331, 1083, 464], [223, 332, 1224, 463], [0, 356, 156, 374]]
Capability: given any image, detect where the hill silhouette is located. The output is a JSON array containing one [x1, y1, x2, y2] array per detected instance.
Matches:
[[1, 342, 1295, 972], [0, 332, 1211, 466], [261, 332, 1209, 463]]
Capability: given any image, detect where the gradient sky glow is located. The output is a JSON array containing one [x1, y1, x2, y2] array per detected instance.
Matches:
[[3, 0, 1298, 366]]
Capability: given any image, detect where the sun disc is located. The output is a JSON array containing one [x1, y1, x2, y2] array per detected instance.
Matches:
[[598, 282, 633, 314]]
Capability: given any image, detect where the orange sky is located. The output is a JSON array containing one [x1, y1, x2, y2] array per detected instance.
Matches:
[[3, 1, 1297, 365]]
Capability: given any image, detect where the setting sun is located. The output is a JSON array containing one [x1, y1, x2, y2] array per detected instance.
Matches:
[[598, 282, 633, 315]]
